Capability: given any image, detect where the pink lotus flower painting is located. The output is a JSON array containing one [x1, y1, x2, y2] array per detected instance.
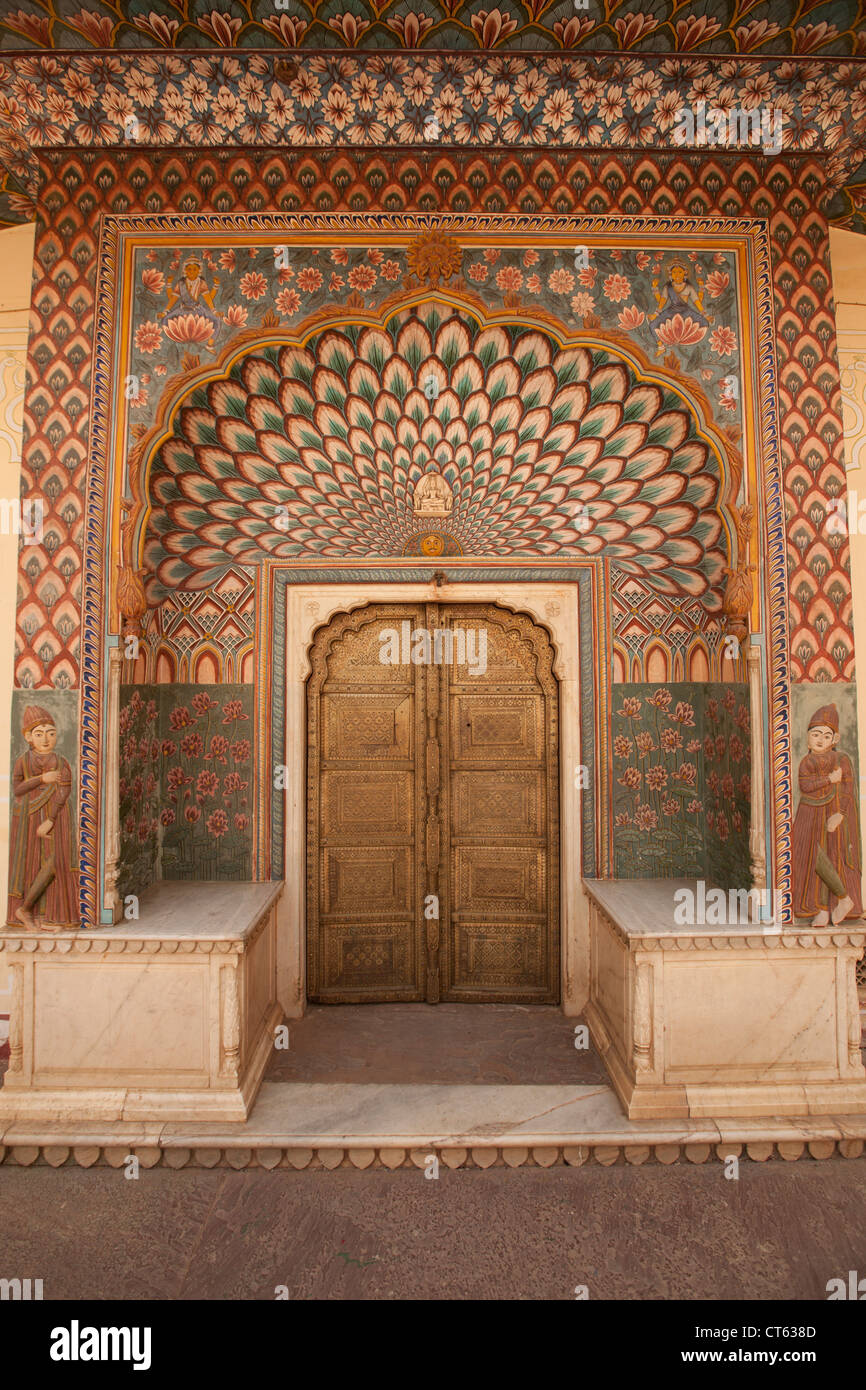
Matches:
[[119, 684, 254, 891], [613, 682, 750, 882]]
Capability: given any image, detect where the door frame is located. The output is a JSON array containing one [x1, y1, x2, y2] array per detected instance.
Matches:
[[280, 579, 586, 1018]]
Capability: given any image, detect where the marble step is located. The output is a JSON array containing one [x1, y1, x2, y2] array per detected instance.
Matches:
[[1, 1080, 865, 1168]]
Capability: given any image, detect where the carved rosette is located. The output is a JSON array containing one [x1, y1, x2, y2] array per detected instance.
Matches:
[[406, 231, 462, 287]]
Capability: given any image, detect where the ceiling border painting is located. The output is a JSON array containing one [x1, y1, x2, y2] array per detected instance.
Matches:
[[2, 2, 866, 55], [79, 210, 788, 925], [1, 52, 866, 230]]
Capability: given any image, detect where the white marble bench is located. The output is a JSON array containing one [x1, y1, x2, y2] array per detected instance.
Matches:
[[583, 878, 866, 1120], [0, 882, 283, 1123]]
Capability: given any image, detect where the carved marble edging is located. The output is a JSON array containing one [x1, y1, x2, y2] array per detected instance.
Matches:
[[0, 935, 244, 955], [0, 1140, 864, 1170], [638, 933, 866, 953], [588, 898, 866, 954]]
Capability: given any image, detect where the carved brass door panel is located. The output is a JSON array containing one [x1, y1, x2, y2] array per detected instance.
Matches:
[[307, 602, 559, 1003], [438, 604, 559, 1002], [307, 604, 428, 1002]]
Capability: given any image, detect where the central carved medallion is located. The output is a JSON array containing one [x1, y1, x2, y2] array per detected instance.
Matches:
[[413, 472, 453, 518]]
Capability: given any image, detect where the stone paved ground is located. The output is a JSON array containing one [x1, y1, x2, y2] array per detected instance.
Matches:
[[1, 1160, 864, 1300], [264, 1004, 607, 1085]]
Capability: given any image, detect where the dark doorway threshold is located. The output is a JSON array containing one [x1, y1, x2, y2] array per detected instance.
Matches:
[[265, 1004, 606, 1086]]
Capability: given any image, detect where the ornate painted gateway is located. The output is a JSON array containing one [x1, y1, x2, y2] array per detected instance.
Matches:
[[72, 211, 795, 928], [1, 26, 866, 1128]]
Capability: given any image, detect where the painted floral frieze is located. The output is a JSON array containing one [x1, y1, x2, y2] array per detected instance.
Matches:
[[2, 52, 865, 228], [128, 240, 742, 450]]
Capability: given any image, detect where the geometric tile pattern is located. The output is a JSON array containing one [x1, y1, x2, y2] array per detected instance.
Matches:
[[777, 196, 855, 680], [611, 571, 728, 684], [131, 566, 256, 684]]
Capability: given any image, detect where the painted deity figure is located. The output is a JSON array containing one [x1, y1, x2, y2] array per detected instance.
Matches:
[[648, 259, 714, 355], [160, 257, 223, 351], [6, 706, 78, 930], [791, 704, 862, 925], [414, 472, 452, 517]]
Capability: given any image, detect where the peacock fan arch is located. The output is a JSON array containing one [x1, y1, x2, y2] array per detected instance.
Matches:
[[124, 301, 740, 606]]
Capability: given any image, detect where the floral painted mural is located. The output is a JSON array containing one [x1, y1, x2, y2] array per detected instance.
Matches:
[[704, 686, 752, 890], [118, 683, 253, 901], [613, 681, 750, 886], [128, 241, 742, 450], [117, 688, 160, 902], [161, 686, 253, 881]]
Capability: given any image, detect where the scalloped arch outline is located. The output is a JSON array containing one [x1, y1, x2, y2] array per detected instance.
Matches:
[[127, 287, 744, 582]]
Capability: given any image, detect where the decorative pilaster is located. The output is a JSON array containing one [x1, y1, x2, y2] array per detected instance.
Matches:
[[424, 604, 442, 1003], [848, 957, 861, 1070], [116, 565, 148, 643], [220, 962, 241, 1080], [746, 642, 768, 917], [722, 502, 755, 650], [8, 962, 23, 1075], [102, 645, 123, 925], [632, 961, 654, 1073]]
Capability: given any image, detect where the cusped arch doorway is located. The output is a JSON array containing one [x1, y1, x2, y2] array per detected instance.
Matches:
[[306, 601, 560, 1004]]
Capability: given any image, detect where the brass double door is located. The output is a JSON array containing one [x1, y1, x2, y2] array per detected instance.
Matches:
[[306, 602, 560, 1004]]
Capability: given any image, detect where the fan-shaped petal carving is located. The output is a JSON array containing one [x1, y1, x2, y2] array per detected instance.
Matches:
[[145, 307, 726, 600]]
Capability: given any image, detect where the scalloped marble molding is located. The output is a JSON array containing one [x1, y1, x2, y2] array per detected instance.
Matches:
[[0, 935, 248, 954], [1, 1138, 864, 1169]]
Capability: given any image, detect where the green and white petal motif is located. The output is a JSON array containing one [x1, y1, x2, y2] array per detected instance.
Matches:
[[145, 306, 726, 602]]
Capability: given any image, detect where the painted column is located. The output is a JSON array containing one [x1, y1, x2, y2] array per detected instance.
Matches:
[[746, 640, 768, 919], [102, 643, 123, 924]]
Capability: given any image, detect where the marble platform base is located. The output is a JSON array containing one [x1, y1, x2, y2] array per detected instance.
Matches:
[[0, 882, 283, 1122], [0, 1080, 864, 1169], [584, 879, 866, 1120]]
